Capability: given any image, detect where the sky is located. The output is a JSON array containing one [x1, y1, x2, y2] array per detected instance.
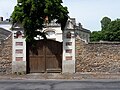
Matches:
[[0, 0, 120, 31]]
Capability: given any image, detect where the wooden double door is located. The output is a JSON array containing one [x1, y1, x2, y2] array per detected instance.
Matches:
[[27, 39, 62, 73]]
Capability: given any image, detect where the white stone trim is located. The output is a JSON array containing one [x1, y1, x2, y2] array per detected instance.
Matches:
[[62, 30, 75, 73]]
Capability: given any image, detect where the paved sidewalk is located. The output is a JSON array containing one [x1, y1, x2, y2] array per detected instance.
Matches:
[[0, 72, 120, 80]]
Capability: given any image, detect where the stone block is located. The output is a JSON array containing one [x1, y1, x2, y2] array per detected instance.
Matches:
[[62, 60, 75, 73], [12, 61, 26, 74]]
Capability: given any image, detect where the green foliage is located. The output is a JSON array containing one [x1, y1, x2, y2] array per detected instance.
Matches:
[[90, 17, 120, 42], [11, 0, 69, 42], [101, 17, 111, 31], [90, 31, 103, 42], [106, 19, 120, 32]]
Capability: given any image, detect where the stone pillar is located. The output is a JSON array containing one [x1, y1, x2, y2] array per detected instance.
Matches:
[[12, 28, 26, 74], [62, 29, 75, 73]]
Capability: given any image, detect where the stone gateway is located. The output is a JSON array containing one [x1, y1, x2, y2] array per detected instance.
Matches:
[[1, 17, 120, 74]]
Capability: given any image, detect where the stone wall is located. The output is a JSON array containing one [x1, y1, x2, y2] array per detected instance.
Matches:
[[0, 35, 12, 74], [76, 38, 120, 73]]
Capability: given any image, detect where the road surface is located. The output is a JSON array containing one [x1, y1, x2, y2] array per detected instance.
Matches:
[[0, 79, 120, 90]]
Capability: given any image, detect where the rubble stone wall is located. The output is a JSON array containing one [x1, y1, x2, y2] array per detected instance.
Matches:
[[76, 38, 120, 73], [0, 35, 12, 74]]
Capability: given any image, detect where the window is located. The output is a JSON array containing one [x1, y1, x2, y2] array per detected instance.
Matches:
[[66, 32, 71, 38]]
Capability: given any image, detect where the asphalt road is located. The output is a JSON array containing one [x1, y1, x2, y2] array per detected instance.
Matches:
[[0, 79, 120, 90]]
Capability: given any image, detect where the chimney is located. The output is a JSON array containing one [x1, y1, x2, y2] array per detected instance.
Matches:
[[0, 17, 3, 22]]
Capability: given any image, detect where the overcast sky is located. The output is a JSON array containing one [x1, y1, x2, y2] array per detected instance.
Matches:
[[0, 0, 120, 31]]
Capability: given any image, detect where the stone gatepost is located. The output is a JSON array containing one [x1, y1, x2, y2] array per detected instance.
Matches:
[[62, 20, 75, 73], [12, 26, 26, 74]]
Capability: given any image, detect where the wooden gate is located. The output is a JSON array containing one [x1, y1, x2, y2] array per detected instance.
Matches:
[[27, 39, 62, 73]]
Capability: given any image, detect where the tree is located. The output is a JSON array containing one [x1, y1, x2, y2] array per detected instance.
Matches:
[[90, 17, 120, 42], [101, 17, 111, 31], [90, 31, 103, 42], [103, 19, 120, 41], [106, 19, 120, 32], [11, 0, 69, 42]]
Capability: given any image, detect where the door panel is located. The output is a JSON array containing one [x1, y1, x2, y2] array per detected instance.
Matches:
[[27, 40, 62, 73]]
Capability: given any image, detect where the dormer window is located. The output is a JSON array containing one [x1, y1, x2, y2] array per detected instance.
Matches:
[[66, 31, 71, 38]]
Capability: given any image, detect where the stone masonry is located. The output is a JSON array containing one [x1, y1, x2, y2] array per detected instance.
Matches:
[[1, 31, 120, 74], [0, 35, 12, 74], [76, 38, 120, 73]]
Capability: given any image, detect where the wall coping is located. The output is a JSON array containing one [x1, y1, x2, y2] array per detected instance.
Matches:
[[88, 42, 120, 44]]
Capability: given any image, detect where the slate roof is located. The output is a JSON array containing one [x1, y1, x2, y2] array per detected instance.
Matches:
[[0, 27, 12, 40], [0, 20, 11, 24]]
